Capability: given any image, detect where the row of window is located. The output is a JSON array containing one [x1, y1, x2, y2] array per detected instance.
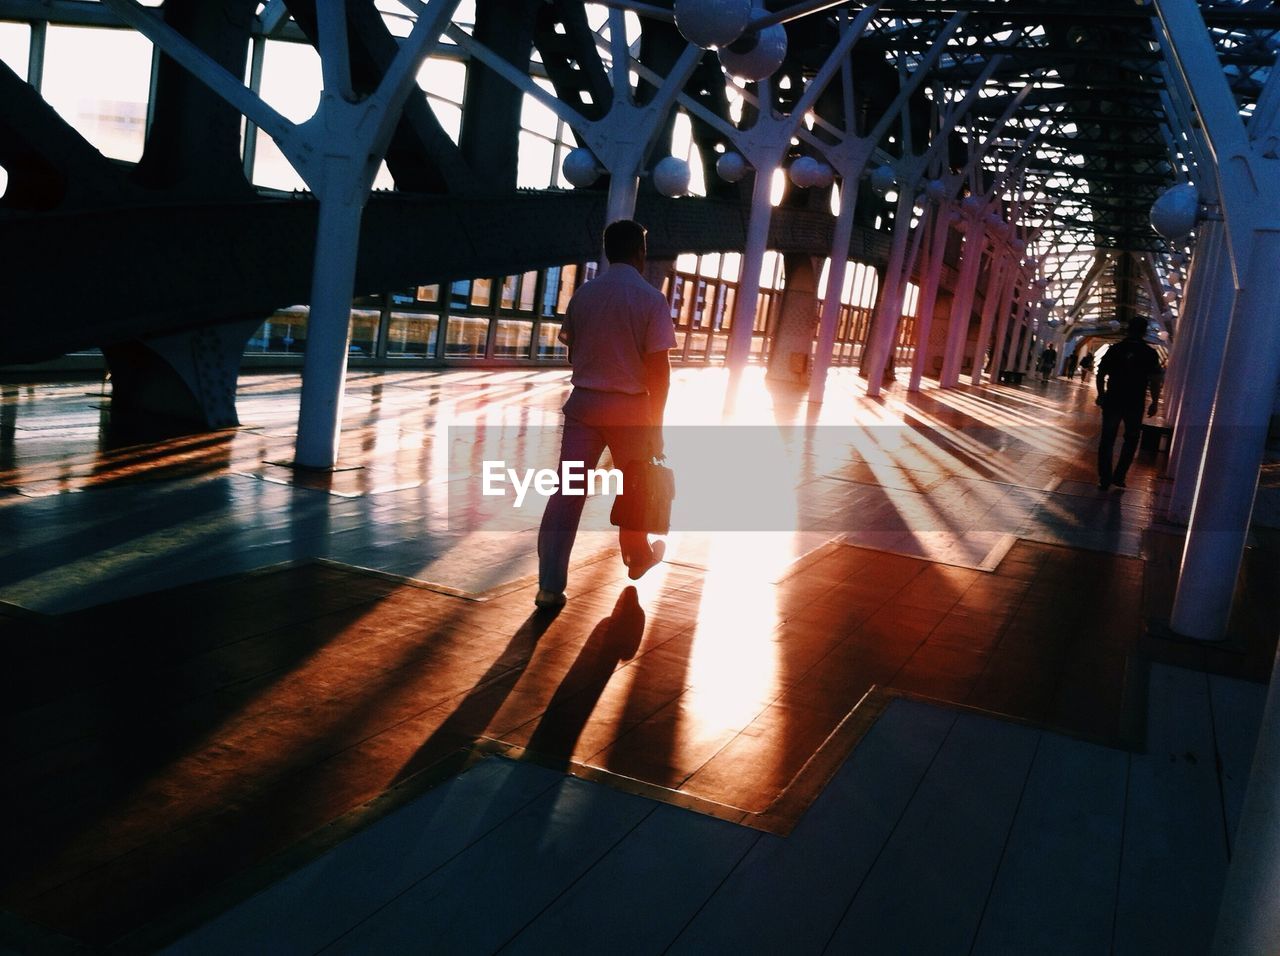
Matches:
[[244, 255, 917, 368]]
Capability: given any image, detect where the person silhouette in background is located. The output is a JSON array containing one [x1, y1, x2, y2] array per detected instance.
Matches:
[[1038, 343, 1057, 381], [1095, 317, 1162, 491], [535, 220, 675, 609]]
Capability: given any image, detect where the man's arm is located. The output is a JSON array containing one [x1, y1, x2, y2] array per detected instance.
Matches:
[[642, 349, 670, 457]]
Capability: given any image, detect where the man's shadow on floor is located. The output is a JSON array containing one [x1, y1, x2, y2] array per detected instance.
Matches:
[[392, 587, 645, 785], [523, 587, 645, 770]]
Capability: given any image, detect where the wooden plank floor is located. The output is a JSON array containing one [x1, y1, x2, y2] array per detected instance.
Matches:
[[5, 523, 1270, 952], [155, 685, 1267, 956], [1, 368, 1275, 952]]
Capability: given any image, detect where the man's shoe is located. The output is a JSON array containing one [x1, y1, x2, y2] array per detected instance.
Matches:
[[534, 589, 566, 609], [627, 540, 666, 581], [1113, 478, 1127, 489]]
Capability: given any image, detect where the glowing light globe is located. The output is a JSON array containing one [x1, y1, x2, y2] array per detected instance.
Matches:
[[1150, 182, 1200, 239], [653, 156, 692, 197], [716, 151, 749, 182], [674, 0, 752, 49], [719, 23, 787, 81], [789, 156, 821, 188], [925, 178, 948, 201], [869, 164, 896, 195], [810, 161, 835, 189], [563, 148, 601, 188]]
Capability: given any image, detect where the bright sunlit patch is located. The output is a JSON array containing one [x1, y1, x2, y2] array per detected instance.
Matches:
[[683, 533, 782, 729]]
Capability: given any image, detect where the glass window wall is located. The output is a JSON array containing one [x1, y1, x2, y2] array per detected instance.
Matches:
[[42, 25, 152, 162]]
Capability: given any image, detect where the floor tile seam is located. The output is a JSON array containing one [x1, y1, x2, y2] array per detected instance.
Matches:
[[962, 729, 1047, 956], [663, 679, 820, 806], [495, 626, 704, 752], [21, 677, 569, 918], [13, 617, 552, 805], [817, 706, 964, 955], [1203, 668, 1238, 862], [659, 825, 767, 955], [304, 767, 570, 956], [576, 682, 780, 799], [955, 550, 1065, 710], [493, 801, 668, 954], [1109, 748, 1134, 952], [3, 593, 446, 756]]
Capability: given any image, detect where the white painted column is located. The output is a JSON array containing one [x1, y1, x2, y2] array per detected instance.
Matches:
[[1171, 228, 1280, 640], [865, 193, 918, 397], [296, 185, 365, 467], [1166, 226, 1234, 525], [908, 203, 955, 392], [989, 263, 1021, 383], [940, 212, 986, 387], [970, 253, 1010, 385], [1160, 254, 1200, 425], [726, 167, 777, 368], [809, 180, 858, 403], [1016, 303, 1039, 373]]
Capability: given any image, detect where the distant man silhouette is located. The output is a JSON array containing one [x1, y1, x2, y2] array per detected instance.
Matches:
[[535, 219, 675, 609], [1038, 343, 1057, 381], [1095, 317, 1162, 490]]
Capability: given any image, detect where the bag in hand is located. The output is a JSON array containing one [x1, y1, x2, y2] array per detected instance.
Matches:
[[609, 457, 675, 535]]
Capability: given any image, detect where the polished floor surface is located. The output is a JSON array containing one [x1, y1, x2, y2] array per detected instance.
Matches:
[[0, 366, 1275, 954]]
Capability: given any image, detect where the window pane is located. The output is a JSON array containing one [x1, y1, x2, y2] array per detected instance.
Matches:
[[428, 96, 461, 144], [556, 264, 578, 314], [42, 25, 152, 162], [444, 315, 489, 358], [517, 130, 555, 189], [417, 57, 467, 103], [542, 267, 561, 316], [246, 306, 308, 353], [721, 252, 741, 282], [451, 279, 472, 309], [492, 319, 532, 359], [348, 309, 380, 357], [259, 39, 322, 123], [0, 22, 29, 79], [519, 271, 537, 312], [416, 284, 439, 303], [471, 277, 492, 308], [387, 312, 440, 358], [521, 90, 560, 137], [500, 274, 517, 310], [536, 321, 567, 360]]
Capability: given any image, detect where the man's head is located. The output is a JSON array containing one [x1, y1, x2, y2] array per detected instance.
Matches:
[[1126, 317, 1147, 340], [604, 219, 647, 268]]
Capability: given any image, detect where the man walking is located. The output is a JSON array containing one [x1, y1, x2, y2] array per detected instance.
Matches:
[[1096, 317, 1162, 490], [535, 219, 676, 609]]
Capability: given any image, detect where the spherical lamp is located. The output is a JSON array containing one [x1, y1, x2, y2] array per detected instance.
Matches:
[[562, 148, 601, 188], [719, 23, 787, 82], [716, 151, 749, 182], [869, 164, 896, 196], [810, 161, 835, 189], [925, 178, 948, 202], [1150, 182, 1200, 240], [653, 156, 692, 197], [789, 156, 821, 188], [673, 0, 752, 50]]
